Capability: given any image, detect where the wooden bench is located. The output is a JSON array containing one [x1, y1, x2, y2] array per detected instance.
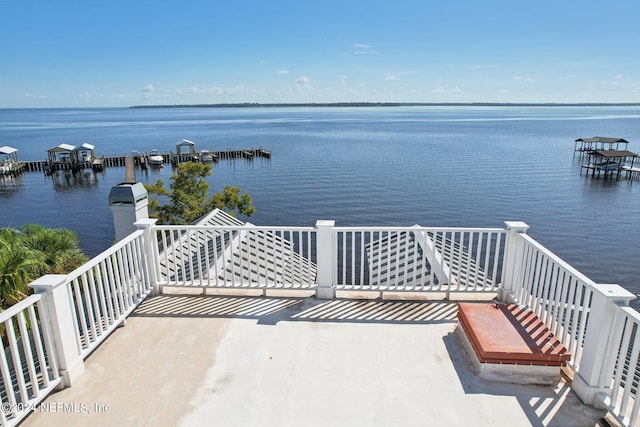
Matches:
[[456, 302, 570, 385]]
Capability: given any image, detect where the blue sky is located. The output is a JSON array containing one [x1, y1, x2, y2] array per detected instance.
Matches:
[[1, 0, 639, 107]]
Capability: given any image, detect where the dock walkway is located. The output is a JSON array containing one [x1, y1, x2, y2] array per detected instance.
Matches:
[[17, 147, 271, 173]]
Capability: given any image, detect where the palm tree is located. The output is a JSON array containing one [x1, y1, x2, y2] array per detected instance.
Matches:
[[20, 224, 87, 274], [0, 228, 45, 309]]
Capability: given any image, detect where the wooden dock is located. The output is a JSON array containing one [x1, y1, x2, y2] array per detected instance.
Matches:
[[17, 147, 271, 174]]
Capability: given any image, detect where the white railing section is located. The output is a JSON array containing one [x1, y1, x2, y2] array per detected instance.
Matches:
[[506, 232, 596, 370], [65, 230, 152, 358], [598, 306, 640, 427], [154, 225, 317, 290], [0, 295, 61, 427], [2, 217, 639, 427], [334, 227, 505, 294]]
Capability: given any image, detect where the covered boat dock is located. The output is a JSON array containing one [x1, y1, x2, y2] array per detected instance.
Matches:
[[0, 145, 24, 176], [581, 149, 639, 179], [574, 136, 629, 153], [46, 142, 103, 172]]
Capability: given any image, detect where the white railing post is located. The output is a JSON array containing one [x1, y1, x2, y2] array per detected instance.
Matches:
[[572, 284, 635, 406], [136, 218, 159, 295], [29, 274, 85, 387], [315, 220, 335, 299], [500, 221, 529, 302]]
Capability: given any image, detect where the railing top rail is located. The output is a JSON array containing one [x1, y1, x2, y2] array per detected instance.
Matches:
[[155, 225, 316, 232], [64, 229, 145, 278], [333, 226, 507, 233], [153, 224, 507, 234], [519, 233, 597, 288], [617, 305, 640, 322], [0, 293, 42, 322]]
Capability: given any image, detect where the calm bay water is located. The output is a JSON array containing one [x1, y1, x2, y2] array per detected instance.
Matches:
[[1, 106, 639, 301]]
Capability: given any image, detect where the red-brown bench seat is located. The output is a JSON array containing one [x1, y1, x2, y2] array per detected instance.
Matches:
[[456, 302, 569, 384]]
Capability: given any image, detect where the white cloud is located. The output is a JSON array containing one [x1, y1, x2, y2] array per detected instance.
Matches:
[[384, 71, 415, 81], [24, 93, 47, 99], [431, 86, 463, 94], [141, 84, 154, 99], [601, 74, 625, 85], [295, 76, 312, 91], [277, 70, 290, 74], [513, 75, 535, 82], [353, 43, 378, 55]]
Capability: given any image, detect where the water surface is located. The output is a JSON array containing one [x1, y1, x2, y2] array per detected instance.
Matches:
[[1, 106, 639, 301]]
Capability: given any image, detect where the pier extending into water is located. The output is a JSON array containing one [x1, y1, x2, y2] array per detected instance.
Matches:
[[17, 147, 271, 173]]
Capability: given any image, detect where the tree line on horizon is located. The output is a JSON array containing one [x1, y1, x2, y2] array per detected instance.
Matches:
[[130, 102, 640, 109]]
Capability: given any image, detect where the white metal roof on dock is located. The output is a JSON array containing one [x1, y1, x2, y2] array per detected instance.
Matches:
[[0, 145, 17, 155], [47, 143, 75, 152]]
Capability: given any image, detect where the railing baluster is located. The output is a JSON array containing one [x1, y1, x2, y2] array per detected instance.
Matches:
[[6, 318, 28, 405], [96, 261, 115, 327], [27, 304, 52, 387], [17, 310, 39, 398]]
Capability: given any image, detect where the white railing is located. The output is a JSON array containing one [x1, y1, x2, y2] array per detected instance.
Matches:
[[599, 306, 640, 427], [502, 224, 639, 427], [0, 295, 61, 426], [505, 232, 596, 370], [64, 230, 152, 358], [154, 225, 317, 291], [0, 229, 152, 426], [334, 227, 506, 295], [0, 217, 638, 426]]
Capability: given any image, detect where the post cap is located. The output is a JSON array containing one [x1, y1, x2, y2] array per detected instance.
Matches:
[[505, 221, 530, 232], [29, 274, 68, 292], [315, 220, 336, 228]]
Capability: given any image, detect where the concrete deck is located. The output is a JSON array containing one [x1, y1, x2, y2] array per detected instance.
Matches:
[[23, 294, 607, 427]]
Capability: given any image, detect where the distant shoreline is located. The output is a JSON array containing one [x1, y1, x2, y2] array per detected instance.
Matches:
[[130, 102, 640, 109]]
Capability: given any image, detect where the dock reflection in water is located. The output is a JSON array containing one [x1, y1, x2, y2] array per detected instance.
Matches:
[[48, 169, 102, 192], [0, 174, 25, 197]]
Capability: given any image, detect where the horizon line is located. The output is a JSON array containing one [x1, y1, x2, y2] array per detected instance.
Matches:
[[130, 102, 640, 109]]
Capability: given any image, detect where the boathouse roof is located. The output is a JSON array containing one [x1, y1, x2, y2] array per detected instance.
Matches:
[[75, 142, 95, 151], [177, 138, 196, 146], [593, 149, 638, 158], [48, 143, 75, 152], [575, 136, 629, 143], [0, 145, 17, 155]]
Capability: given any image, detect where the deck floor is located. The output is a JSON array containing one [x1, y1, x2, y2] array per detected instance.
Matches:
[[23, 294, 607, 427]]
